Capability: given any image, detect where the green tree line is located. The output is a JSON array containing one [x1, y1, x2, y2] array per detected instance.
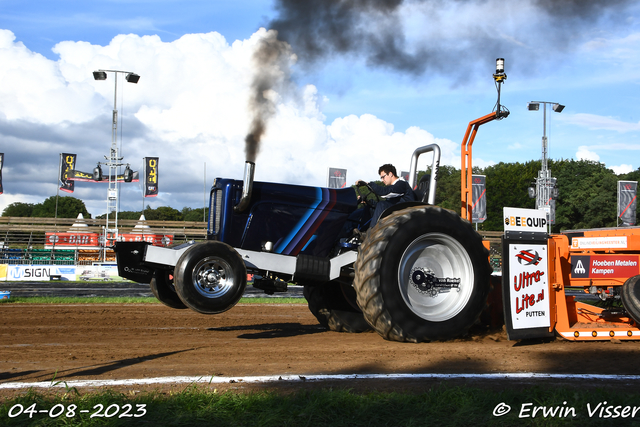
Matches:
[[2, 197, 208, 222], [3, 159, 639, 231], [418, 158, 640, 232]]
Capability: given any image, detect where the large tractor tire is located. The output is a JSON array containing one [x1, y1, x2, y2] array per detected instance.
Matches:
[[150, 269, 187, 309], [174, 241, 247, 315], [303, 281, 372, 333], [621, 275, 640, 324], [353, 206, 491, 342]]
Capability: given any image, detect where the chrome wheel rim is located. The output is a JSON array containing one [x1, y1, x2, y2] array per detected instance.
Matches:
[[191, 256, 235, 299], [398, 233, 474, 321]]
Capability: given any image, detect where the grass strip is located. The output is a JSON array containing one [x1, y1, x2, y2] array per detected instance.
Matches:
[[2, 383, 640, 426], [0, 296, 305, 305]]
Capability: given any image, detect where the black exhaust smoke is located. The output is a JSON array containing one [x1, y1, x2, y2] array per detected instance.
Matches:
[[244, 31, 294, 164], [242, 0, 635, 162]]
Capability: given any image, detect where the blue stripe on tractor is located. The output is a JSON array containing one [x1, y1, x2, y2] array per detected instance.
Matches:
[[274, 187, 323, 254], [283, 188, 332, 254]]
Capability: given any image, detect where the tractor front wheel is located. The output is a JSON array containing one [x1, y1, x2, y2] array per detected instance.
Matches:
[[174, 241, 247, 315], [150, 269, 187, 309]]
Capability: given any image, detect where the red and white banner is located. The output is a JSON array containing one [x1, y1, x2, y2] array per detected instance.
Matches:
[[45, 232, 100, 249], [571, 255, 640, 279], [46, 232, 174, 248], [116, 233, 173, 246], [508, 244, 551, 330]]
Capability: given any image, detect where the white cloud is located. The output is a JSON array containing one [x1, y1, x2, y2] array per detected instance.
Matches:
[[562, 113, 640, 133], [0, 28, 457, 217], [576, 146, 600, 162], [611, 164, 634, 175]]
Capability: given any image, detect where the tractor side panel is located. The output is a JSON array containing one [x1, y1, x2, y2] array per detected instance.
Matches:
[[208, 179, 357, 258]]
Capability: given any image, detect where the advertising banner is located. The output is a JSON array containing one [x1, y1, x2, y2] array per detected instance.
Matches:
[[507, 244, 550, 330], [0, 153, 4, 195], [6, 265, 77, 281], [503, 207, 547, 233], [618, 180, 637, 226], [471, 175, 486, 223], [327, 167, 347, 189], [45, 232, 101, 249], [570, 255, 640, 279], [144, 157, 159, 197], [76, 264, 122, 281], [117, 233, 173, 247], [59, 153, 76, 193], [67, 169, 140, 183]]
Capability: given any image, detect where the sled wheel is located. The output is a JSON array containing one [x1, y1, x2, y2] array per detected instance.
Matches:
[[150, 269, 187, 309], [174, 241, 246, 315], [621, 275, 640, 325], [303, 281, 372, 333], [353, 206, 491, 342]]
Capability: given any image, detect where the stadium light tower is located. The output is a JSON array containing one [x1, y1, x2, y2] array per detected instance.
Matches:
[[527, 101, 564, 232], [93, 69, 139, 253]]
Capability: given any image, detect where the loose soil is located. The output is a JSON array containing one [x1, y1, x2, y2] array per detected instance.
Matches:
[[2, 303, 640, 395]]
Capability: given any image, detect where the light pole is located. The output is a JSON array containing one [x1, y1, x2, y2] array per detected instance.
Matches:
[[93, 69, 139, 253], [527, 101, 564, 232]]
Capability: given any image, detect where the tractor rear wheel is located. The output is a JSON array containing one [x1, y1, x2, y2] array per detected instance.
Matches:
[[174, 241, 247, 315], [303, 281, 372, 333], [621, 275, 640, 324], [150, 269, 187, 309], [353, 206, 491, 342]]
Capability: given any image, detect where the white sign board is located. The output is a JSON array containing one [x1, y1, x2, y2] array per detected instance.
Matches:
[[507, 243, 550, 329], [503, 207, 547, 233], [571, 236, 628, 249], [6, 265, 77, 281]]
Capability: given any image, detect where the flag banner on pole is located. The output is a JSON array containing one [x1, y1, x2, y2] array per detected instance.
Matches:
[[0, 153, 4, 195], [327, 167, 347, 188], [67, 169, 139, 182], [59, 153, 76, 193], [471, 174, 486, 223], [618, 180, 637, 226], [144, 157, 159, 197]]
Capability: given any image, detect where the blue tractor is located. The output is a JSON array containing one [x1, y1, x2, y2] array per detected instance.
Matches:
[[114, 143, 494, 342]]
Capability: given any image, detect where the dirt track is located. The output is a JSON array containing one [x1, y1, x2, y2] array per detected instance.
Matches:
[[2, 302, 640, 395]]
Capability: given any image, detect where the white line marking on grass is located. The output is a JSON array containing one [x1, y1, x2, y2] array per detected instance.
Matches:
[[2, 372, 640, 390]]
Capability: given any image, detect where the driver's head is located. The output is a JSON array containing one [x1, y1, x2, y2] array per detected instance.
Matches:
[[378, 164, 397, 186]]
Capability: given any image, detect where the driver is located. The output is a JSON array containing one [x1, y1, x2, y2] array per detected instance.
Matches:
[[357, 164, 416, 227]]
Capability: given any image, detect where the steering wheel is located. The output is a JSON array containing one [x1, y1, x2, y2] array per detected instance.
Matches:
[[355, 181, 380, 207]]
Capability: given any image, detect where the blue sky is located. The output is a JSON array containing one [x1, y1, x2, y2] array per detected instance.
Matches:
[[1, 0, 640, 217]]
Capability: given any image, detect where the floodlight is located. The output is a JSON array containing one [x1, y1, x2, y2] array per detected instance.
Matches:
[[93, 71, 107, 81], [93, 164, 103, 181], [125, 73, 140, 84], [528, 102, 540, 111], [123, 165, 133, 182], [552, 103, 565, 113]]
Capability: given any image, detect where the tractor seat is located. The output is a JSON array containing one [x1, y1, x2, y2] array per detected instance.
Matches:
[[414, 174, 431, 204]]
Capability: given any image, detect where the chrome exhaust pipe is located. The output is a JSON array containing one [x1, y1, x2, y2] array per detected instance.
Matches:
[[234, 161, 255, 213]]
